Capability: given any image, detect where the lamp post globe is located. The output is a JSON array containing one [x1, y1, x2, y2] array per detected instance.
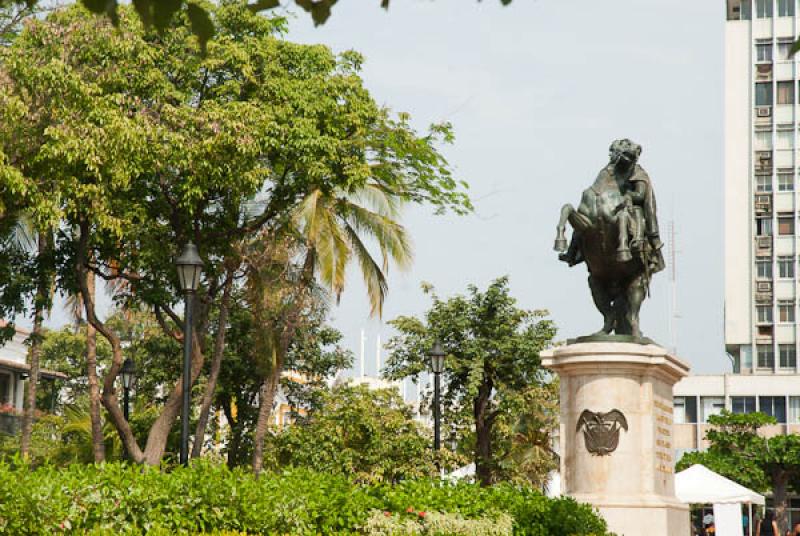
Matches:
[[120, 358, 136, 422], [176, 242, 203, 292], [121, 358, 136, 391], [429, 340, 446, 374], [176, 242, 203, 466]]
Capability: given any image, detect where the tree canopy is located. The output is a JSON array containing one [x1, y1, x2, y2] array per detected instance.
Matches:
[[0, 1, 469, 466], [677, 411, 800, 534], [384, 277, 557, 486]]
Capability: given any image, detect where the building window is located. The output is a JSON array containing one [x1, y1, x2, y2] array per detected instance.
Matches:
[[758, 344, 775, 368], [743, 345, 754, 369], [756, 173, 773, 192], [778, 0, 796, 16], [780, 344, 797, 368], [760, 396, 787, 423], [757, 0, 774, 18], [757, 257, 774, 279], [790, 397, 800, 423], [779, 39, 795, 59], [732, 396, 757, 414], [778, 255, 794, 278], [701, 397, 725, 423], [756, 130, 773, 149], [757, 42, 774, 62], [778, 128, 795, 148], [756, 82, 774, 106], [674, 396, 698, 424], [779, 300, 796, 322], [778, 171, 794, 191], [757, 305, 774, 324], [757, 216, 773, 236], [778, 212, 795, 235], [778, 82, 795, 104]]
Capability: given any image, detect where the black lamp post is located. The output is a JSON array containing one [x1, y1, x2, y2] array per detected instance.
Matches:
[[120, 358, 136, 422], [176, 242, 203, 466], [428, 340, 446, 461]]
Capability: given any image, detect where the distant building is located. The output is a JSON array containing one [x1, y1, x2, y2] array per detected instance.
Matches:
[[0, 321, 67, 434], [724, 0, 800, 374]]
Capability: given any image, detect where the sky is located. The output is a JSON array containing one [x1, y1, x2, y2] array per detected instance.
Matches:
[[284, 0, 727, 376], [39, 0, 728, 377]]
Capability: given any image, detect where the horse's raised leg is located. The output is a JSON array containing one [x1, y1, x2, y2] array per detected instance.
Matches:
[[555, 204, 592, 252], [554, 204, 575, 252], [624, 274, 647, 339], [589, 276, 615, 335]]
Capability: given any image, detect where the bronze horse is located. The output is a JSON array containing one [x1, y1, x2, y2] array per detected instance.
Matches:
[[554, 140, 664, 340]]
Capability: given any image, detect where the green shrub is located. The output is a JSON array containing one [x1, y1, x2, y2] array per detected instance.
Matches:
[[0, 460, 611, 535], [363, 509, 514, 535]]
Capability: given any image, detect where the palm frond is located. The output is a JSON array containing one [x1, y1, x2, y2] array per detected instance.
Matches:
[[343, 222, 387, 317]]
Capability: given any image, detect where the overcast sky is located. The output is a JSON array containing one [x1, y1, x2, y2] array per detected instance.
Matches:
[[284, 0, 727, 376]]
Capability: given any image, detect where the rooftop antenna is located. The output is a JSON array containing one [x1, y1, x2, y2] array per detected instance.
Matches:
[[667, 220, 680, 354]]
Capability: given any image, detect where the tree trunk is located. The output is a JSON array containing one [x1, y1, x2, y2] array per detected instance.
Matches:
[[773, 470, 790, 535], [86, 270, 105, 462], [76, 221, 144, 462], [251, 367, 280, 475], [191, 274, 233, 458], [76, 221, 213, 465], [20, 232, 49, 457], [473, 378, 494, 487]]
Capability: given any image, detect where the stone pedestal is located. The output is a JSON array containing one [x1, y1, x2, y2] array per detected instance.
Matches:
[[541, 342, 691, 536]]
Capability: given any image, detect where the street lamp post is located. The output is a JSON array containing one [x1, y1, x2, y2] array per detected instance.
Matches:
[[176, 242, 203, 466], [120, 358, 136, 422], [428, 340, 446, 465]]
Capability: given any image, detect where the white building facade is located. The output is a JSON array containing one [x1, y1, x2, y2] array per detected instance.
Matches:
[[725, 0, 800, 373]]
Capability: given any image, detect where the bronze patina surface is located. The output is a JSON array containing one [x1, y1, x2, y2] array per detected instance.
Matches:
[[554, 139, 665, 339], [576, 409, 629, 456]]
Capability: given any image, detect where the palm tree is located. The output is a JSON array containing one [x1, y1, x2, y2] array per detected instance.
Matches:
[[294, 181, 412, 317], [250, 182, 413, 473]]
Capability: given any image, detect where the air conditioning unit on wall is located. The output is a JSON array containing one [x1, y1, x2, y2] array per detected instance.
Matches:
[[757, 106, 772, 117]]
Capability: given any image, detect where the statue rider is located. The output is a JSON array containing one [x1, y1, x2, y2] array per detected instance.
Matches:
[[560, 139, 664, 274]]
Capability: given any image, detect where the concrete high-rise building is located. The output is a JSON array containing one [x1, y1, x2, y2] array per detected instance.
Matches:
[[724, 0, 800, 375]]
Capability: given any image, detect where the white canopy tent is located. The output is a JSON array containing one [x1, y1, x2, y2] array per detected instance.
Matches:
[[675, 464, 765, 536]]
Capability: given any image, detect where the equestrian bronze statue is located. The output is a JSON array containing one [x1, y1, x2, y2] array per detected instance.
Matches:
[[554, 139, 665, 340]]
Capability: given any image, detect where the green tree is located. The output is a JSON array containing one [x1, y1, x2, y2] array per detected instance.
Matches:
[[385, 277, 556, 486], [39, 326, 112, 407], [677, 411, 800, 534], [216, 283, 351, 468], [0, 2, 468, 466], [269, 384, 440, 483]]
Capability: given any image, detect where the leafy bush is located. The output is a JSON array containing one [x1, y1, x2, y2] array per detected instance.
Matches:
[[363, 509, 514, 535], [0, 460, 611, 535]]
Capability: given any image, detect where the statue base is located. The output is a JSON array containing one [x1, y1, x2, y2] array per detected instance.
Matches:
[[568, 333, 657, 346], [541, 342, 690, 536]]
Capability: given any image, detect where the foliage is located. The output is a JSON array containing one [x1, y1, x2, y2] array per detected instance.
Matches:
[[0, 461, 610, 535], [384, 277, 557, 486], [0, 0, 515, 54], [216, 291, 351, 467], [268, 384, 448, 483], [676, 411, 800, 534], [363, 509, 514, 535], [39, 326, 112, 407], [0, 0, 468, 464]]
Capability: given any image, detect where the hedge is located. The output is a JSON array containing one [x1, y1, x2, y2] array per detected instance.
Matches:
[[0, 460, 612, 535]]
